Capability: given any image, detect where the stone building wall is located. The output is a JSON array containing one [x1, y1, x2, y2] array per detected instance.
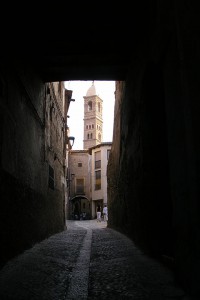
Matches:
[[68, 150, 91, 218], [0, 66, 67, 268], [107, 4, 200, 297]]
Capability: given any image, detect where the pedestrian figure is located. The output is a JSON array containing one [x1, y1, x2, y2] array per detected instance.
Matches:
[[82, 212, 86, 220], [103, 204, 108, 222], [96, 205, 101, 222]]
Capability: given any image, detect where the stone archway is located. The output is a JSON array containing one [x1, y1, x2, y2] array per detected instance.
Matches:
[[71, 196, 91, 220]]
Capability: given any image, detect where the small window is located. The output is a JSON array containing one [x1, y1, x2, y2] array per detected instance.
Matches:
[[78, 163, 82, 167], [88, 101, 92, 111], [95, 160, 101, 169]]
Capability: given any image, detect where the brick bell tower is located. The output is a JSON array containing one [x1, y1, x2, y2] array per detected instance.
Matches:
[[83, 81, 103, 150]]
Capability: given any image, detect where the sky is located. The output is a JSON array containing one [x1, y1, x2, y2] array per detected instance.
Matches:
[[64, 81, 116, 150]]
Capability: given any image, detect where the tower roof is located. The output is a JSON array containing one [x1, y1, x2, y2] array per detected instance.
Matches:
[[86, 81, 96, 96]]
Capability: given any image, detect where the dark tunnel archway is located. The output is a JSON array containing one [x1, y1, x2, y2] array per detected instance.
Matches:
[[1, 2, 200, 297]]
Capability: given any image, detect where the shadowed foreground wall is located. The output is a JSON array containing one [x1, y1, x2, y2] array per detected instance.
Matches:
[[0, 66, 66, 267], [107, 4, 200, 298]]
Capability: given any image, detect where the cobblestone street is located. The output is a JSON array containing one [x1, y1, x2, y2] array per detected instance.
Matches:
[[0, 220, 195, 299]]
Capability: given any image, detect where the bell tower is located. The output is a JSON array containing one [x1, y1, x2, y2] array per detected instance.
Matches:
[[83, 82, 103, 150]]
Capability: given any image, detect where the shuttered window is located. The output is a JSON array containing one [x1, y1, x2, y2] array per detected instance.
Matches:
[[95, 170, 101, 190], [95, 151, 101, 169], [76, 178, 84, 194]]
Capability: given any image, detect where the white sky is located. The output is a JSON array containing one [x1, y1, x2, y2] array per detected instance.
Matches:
[[65, 81, 116, 150]]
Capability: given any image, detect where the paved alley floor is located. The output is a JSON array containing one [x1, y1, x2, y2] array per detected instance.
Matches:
[[0, 220, 195, 299]]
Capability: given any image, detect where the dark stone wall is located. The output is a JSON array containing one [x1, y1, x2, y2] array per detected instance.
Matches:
[[108, 67, 173, 256], [0, 65, 65, 268], [108, 2, 200, 297]]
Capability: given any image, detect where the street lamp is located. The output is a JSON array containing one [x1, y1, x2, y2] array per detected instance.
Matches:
[[68, 136, 75, 148]]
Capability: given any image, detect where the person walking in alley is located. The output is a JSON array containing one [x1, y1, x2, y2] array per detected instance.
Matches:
[[103, 204, 108, 222], [96, 205, 101, 222]]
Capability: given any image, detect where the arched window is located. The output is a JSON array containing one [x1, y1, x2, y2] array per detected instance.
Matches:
[[87, 133, 89, 139], [88, 101, 92, 111], [98, 102, 101, 112], [98, 133, 101, 141], [90, 133, 93, 139]]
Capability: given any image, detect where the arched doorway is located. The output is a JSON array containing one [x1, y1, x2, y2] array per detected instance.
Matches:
[[70, 195, 91, 220]]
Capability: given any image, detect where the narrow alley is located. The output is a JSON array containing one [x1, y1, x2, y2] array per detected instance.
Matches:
[[0, 220, 193, 300]]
